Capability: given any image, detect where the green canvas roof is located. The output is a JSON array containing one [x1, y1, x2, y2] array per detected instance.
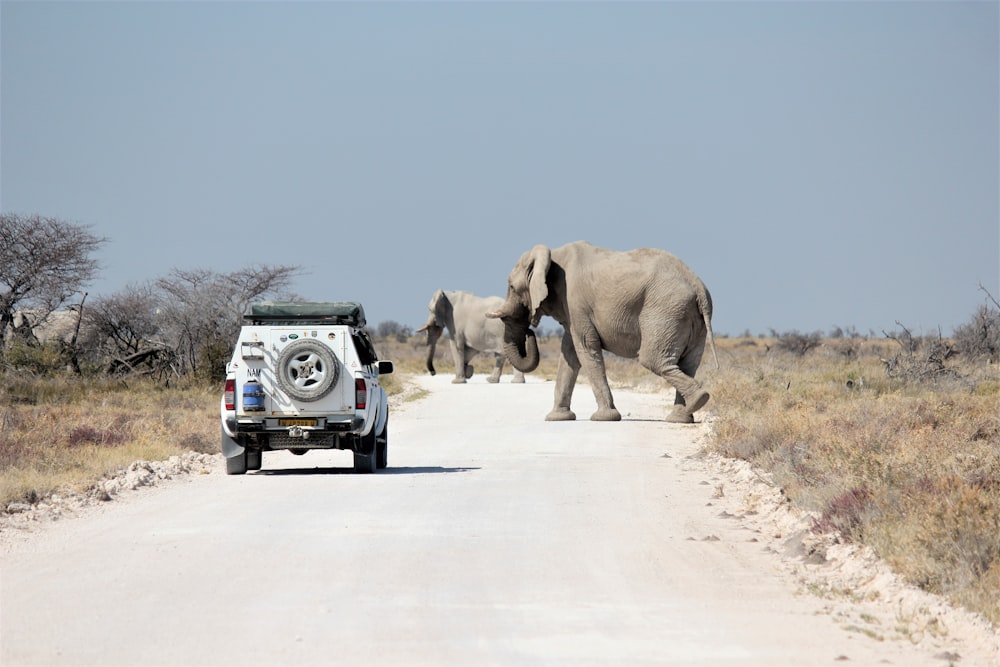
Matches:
[[246, 301, 365, 326]]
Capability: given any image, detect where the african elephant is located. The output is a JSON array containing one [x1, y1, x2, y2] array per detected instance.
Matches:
[[486, 241, 718, 423], [416, 289, 526, 384], [6, 308, 83, 346]]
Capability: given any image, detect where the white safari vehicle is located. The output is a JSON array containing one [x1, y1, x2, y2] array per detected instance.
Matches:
[[220, 301, 394, 475]]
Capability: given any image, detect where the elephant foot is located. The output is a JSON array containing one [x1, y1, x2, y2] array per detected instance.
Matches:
[[545, 408, 576, 421], [511, 375, 526, 384], [451, 377, 467, 384], [687, 389, 710, 413], [590, 407, 621, 422], [666, 406, 695, 424], [487, 374, 501, 384]]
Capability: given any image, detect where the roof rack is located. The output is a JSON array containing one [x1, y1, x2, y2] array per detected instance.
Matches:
[[244, 301, 366, 327]]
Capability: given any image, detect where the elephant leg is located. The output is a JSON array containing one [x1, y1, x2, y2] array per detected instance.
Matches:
[[487, 353, 502, 383], [642, 351, 709, 423], [666, 370, 709, 422], [672, 348, 710, 422], [450, 342, 467, 384], [511, 368, 526, 384], [547, 355, 578, 421], [546, 336, 580, 420], [667, 399, 695, 424], [567, 329, 620, 421]]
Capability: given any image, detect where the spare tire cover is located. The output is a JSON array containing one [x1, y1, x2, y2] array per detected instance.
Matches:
[[275, 339, 340, 402]]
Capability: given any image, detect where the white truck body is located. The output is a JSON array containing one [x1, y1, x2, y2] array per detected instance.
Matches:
[[220, 301, 393, 475]]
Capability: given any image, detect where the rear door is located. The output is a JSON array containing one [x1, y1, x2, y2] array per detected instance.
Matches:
[[263, 326, 353, 416]]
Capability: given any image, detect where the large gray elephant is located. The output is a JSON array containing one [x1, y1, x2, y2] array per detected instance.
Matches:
[[417, 290, 526, 384], [486, 241, 718, 423]]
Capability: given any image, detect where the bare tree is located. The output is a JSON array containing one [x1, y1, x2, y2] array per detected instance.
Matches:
[[0, 213, 105, 351], [88, 284, 160, 356], [953, 284, 1000, 362], [154, 265, 300, 379], [155, 269, 228, 377], [217, 264, 301, 329]]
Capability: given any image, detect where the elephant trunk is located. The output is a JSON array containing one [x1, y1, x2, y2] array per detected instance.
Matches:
[[503, 325, 540, 374], [418, 321, 444, 375]]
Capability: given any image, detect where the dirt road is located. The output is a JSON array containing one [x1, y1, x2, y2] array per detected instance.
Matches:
[[2, 374, 997, 666]]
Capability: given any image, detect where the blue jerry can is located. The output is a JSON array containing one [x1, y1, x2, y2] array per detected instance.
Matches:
[[242, 379, 266, 412]]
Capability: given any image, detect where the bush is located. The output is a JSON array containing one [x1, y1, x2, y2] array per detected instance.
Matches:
[[771, 329, 822, 356], [954, 304, 1000, 363], [878, 323, 968, 387], [374, 320, 412, 342]]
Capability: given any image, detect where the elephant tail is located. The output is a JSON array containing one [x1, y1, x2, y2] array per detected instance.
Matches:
[[707, 317, 720, 370], [697, 282, 720, 370]]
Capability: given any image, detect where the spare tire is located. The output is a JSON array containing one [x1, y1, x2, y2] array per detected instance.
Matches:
[[275, 339, 340, 402]]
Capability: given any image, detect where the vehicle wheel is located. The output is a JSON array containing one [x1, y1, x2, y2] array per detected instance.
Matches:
[[225, 450, 248, 475], [376, 415, 388, 469], [354, 448, 376, 474], [275, 339, 340, 402], [354, 432, 377, 474], [246, 449, 262, 471]]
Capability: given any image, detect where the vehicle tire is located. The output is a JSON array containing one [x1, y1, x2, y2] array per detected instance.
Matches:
[[226, 450, 248, 475], [376, 415, 388, 469], [354, 432, 377, 474], [275, 339, 339, 402], [222, 427, 248, 475], [289, 448, 308, 456], [246, 449, 262, 471]]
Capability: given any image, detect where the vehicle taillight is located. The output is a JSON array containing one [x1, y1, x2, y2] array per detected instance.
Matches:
[[224, 379, 236, 411], [355, 378, 367, 409]]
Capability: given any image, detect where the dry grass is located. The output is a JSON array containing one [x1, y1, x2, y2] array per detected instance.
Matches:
[[694, 337, 1000, 626], [0, 376, 220, 506], [3, 332, 997, 627], [0, 362, 443, 509]]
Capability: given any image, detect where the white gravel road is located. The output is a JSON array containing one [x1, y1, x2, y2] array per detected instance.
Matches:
[[1, 374, 997, 666]]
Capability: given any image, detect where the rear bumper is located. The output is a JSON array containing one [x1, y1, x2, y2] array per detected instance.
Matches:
[[226, 415, 366, 451], [231, 415, 364, 434]]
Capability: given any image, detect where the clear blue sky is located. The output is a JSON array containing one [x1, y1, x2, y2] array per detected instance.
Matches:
[[2, 1, 997, 337]]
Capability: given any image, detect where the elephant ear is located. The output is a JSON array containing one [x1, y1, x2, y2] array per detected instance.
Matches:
[[432, 290, 453, 329], [427, 289, 445, 312], [527, 245, 551, 326]]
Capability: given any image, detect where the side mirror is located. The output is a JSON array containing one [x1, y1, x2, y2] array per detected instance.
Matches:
[[378, 360, 395, 375]]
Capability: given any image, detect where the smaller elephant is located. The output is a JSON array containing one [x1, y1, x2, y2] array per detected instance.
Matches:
[[416, 289, 526, 384]]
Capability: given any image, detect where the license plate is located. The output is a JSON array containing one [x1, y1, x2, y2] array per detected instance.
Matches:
[[279, 419, 318, 427]]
